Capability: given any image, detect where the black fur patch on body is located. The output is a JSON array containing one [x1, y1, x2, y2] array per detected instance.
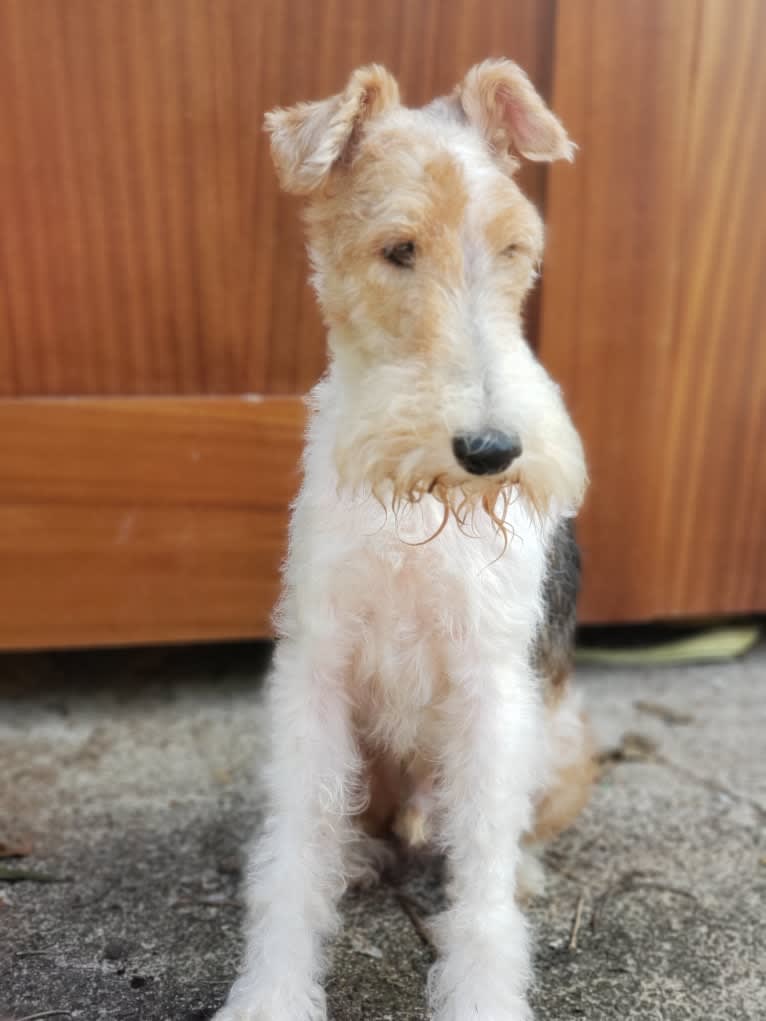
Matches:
[[533, 518, 581, 695]]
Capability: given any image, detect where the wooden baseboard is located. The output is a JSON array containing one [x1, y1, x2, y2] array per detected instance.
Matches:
[[6, 395, 755, 648], [0, 397, 305, 649]]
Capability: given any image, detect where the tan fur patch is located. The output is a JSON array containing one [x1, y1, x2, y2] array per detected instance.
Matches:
[[482, 179, 543, 257], [308, 139, 470, 356]]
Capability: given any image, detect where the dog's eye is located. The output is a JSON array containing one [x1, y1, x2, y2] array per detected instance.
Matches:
[[502, 243, 519, 258], [382, 241, 416, 269]]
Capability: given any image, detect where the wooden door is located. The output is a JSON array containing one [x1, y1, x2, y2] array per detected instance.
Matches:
[[0, 0, 556, 648], [539, 0, 766, 622]]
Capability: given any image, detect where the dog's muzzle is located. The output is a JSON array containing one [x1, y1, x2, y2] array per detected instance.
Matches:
[[452, 429, 522, 476]]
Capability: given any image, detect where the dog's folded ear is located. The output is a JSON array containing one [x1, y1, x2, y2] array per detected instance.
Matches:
[[265, 65, 400, 195], [456, 58, 574, 165]]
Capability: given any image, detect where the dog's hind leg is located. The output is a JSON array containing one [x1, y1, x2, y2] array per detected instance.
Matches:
[[530, 685, 597, 847], [527, 518, 597, 857]]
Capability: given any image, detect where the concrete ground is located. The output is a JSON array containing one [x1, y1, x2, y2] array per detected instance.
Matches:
[[1, 641, 764, 1021]]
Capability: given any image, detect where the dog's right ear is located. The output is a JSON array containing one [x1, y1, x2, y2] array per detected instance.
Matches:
[[264, 65, 400, 195]]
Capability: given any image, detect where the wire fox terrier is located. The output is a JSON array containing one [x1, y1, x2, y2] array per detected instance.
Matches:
[[215, 59, 595, 1021]]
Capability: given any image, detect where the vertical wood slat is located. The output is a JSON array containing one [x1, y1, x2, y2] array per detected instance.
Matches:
[[0, 0, 555, 399], [659, 0, 766, 615], [540, 0, 766, 620], [0, 0, 258, 396]]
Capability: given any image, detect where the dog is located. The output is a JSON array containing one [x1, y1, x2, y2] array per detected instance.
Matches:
[[214, 59, 595, 1021]]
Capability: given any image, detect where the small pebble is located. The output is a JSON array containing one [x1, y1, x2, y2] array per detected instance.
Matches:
[[349, 933, 384, 959]]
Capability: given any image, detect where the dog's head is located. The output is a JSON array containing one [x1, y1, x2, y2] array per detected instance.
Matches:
[[266, 61, 586, 522]]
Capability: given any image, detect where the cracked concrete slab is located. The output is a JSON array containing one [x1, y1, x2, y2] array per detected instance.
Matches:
[[1, 641, 764, 1020]]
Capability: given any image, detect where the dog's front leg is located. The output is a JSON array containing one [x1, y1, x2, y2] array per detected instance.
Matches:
[[215, 639, 360, 1021], [428, 652, 545, 1021]]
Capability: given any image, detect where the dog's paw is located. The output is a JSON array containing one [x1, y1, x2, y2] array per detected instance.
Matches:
[[429, 961, 533, 1021], [212, 984, 327, 1021], [211, 1008, 246, 1021], [212, 1006, 322, 1021], [433, 1004, 533, 1021], [211, 1004, 280, 1021], [211, 1007, 254, 1021]]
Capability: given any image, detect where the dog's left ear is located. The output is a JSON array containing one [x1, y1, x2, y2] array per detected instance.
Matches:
[[265, 64, 400, 195], [456, 58, 574, 164]]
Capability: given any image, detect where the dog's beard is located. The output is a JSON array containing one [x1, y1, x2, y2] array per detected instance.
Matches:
[[334, 422, 586, 549], [388, 470, 575, 551], [337, 456, 534, 552], [426, 478, 519, 549]]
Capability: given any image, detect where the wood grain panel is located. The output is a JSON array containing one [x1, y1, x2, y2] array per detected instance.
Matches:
[[540, 0, 766, 621], [657, 0, 766, 616], [0, 0, 257, 396], [0, 0, 555, 398], [0, 397, 305, 648]]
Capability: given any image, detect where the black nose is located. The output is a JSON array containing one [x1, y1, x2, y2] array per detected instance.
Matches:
[[452, 429, 522, 476]]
